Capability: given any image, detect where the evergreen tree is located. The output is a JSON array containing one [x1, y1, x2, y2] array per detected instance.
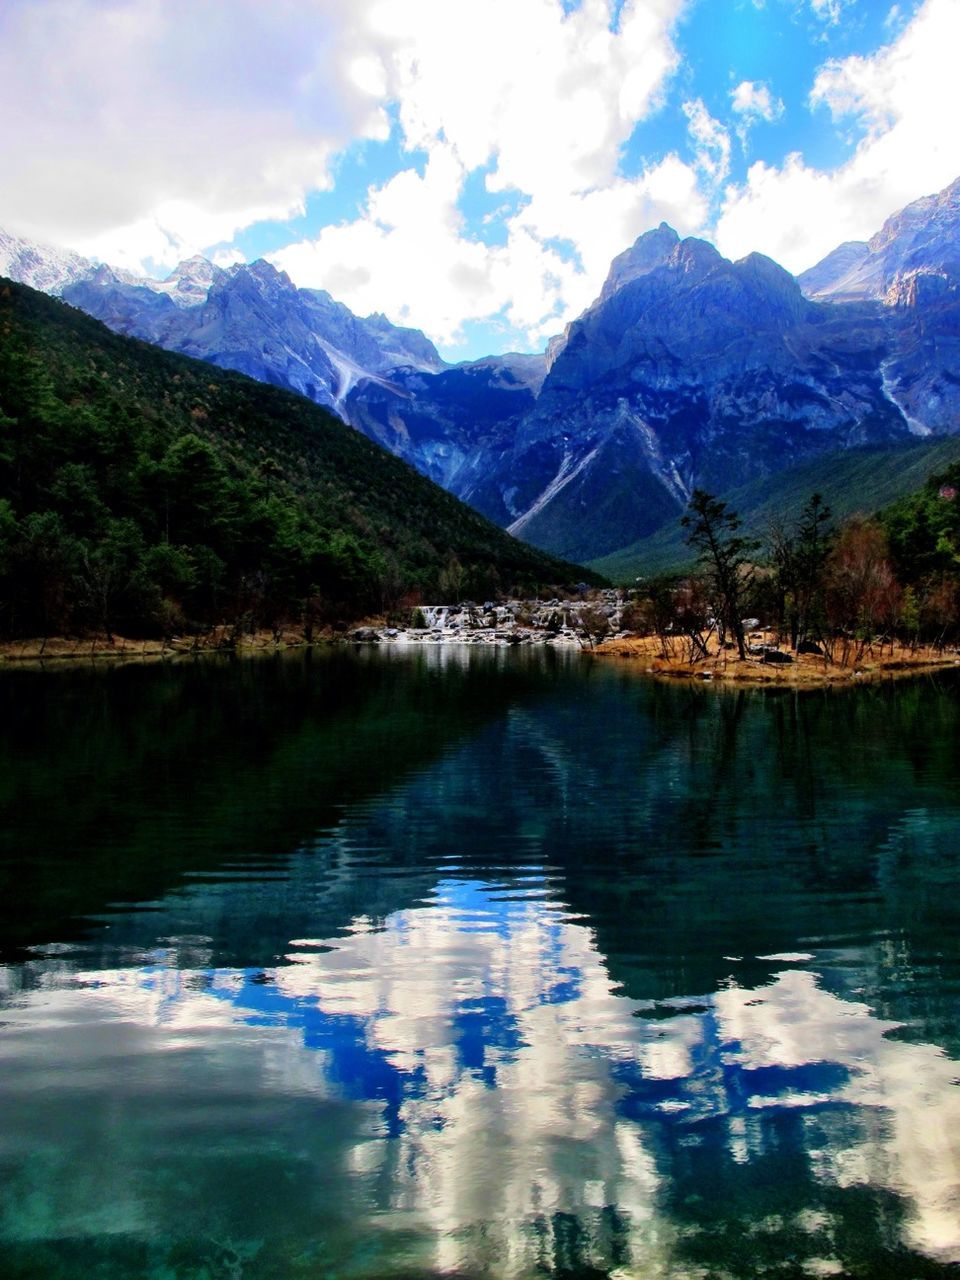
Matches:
[[681, 490, 758, 660]]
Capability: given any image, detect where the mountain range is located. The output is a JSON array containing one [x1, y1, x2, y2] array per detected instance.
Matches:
[[3, 175, 959, 569]]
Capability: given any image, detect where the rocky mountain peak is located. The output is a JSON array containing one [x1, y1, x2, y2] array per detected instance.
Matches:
[[599, 222, 679, 301], [736, 251, 807, 319], [153, 255, 223, 307], [800, 173, 960, 302], [245, 258, 290, 287], [0, 227, 94, 296], [208, 258, 297, 312], [166, 255, 217, 284], [669, 236, 722, 277], [869, 175, 960, 254]]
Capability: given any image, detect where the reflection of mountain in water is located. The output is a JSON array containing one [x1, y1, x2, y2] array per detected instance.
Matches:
[[3, 653, 960, 1277]]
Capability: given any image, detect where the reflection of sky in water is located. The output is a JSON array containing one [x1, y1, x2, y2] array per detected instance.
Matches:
[[3, 876, 960, 1278]]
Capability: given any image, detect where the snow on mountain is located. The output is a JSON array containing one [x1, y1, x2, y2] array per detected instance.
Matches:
[[57, 254, 446, 416], [147, 256, 225, 307], [0, 228, 94, 295], [800, 176, 960, 302], [4, 174, 960, 567]]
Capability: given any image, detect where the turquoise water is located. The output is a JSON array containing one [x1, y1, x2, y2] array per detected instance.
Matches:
[[1, 649, 960, 1279]]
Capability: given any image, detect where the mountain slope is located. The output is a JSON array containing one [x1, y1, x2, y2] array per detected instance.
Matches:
[[469, 233, 917, 562], [343, 353, 545, 496], [799, 176, 960, 302], [60, 256, 548, 491], [590, 436, 960, 581], [3, 173, 959, 571], [0, 277, 596, 637], [0, 235, 574, 510], [62, 257, 445, 417]]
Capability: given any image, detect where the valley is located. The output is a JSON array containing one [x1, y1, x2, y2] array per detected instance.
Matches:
[[4, 176, 960, 572]]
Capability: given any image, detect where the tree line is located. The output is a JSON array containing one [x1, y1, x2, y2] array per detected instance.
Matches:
[[0, 280, 594, 641], [623, 469, 960, 663]]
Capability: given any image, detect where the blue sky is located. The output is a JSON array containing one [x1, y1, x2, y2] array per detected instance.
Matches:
[[0, 0, 955, 360]]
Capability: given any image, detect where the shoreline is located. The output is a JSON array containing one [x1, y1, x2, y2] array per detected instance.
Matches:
[[0, 628, 317, 666], [2, 621, 959, 688], [592, 633, 960, 686]]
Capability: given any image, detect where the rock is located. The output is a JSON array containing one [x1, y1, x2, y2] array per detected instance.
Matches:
[[762, 649, 793, 665]]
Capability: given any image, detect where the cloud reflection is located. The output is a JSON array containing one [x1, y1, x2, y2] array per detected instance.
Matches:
[[2, 877, 960, 1277]]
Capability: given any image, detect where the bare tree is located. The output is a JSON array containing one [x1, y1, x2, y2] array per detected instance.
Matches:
[[826, 518, 901, 661]]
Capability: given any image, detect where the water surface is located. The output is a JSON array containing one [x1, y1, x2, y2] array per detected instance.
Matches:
[[2, 649, 960, 1279]]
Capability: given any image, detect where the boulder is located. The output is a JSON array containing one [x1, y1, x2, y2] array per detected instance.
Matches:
[[762, 648, 793, 665]]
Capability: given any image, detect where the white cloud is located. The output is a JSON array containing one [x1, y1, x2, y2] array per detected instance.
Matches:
[[682, 99, 732, 182], [716, 0, 960, 273], [0, 0, 390, 268], [0, 0, 700, 347], [211, 248, 246, 270], [275, 0, 701, 348], [274, 150, 705, 347], [273, 144, 505, 345], [730, 80, 785, 124], [377, 0, 683, 195]]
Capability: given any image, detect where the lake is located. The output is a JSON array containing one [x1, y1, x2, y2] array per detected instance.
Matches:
[[1, 648, 959, 1279]]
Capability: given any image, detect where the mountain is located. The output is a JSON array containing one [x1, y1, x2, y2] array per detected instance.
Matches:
[[476, 177, 960, 563], [0, 276, 596, 638], [799, 176, 960, 302], [341, 179, 960, 565], [0, 228, 553, 506], [0, 230, 450, 417], [61, 256, 544, 488], [3, 173, 959, 571], [462, 231, 916, 562], [61, 257, 446, 417], [797, 177, 960, 440], [0, 227, 94, 296]]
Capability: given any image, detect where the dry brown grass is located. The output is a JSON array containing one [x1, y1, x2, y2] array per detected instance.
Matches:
[[594, 632, 960, 685]]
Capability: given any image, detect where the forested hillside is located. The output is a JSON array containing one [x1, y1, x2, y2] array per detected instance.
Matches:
[[0, 280, 595, 638], [883, 460, 960, 582], [592, 438, 960, 581]]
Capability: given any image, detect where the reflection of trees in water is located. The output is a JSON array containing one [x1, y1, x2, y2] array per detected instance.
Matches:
[[482, 672, 960, 1029], [3, 657, 960, 1277], [0, 649, 565, 958]]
